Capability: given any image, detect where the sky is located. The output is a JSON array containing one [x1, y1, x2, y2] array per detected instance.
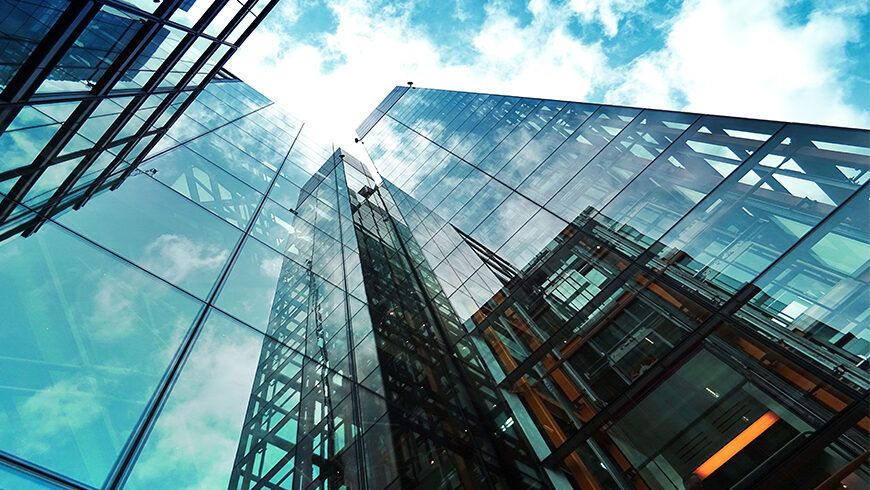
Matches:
[[227, 0, 870, 164]]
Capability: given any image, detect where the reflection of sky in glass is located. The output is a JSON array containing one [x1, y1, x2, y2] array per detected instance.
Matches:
[[0, 223, 200, 486], [656, 125, 869, 296], [125, 312, 263, 489], [215, 236, 295, 330], [144, 145, 263, 229], [363, 88, 870, 390], [0, 123, 58, 173], [0, 464, 58, 489], [57, 176, 240, 299], [742, 186, 870, 355], [1, 12, 867, 483]]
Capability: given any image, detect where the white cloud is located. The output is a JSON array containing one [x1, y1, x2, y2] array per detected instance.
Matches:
[[14, 377, 102, 454], [470, 1, 608, 98], [606, 0, 870, 128], [453, 0, 470, 22], [125, 323, 263, 489], [228, 0, 607, 169], [84, 233, 225, 341], [142, 233, 229, 284], [229, 0, 870, 178], [259, 254, 285, 277], [566, 0, 653, 37], [89, 275, 137, 339]]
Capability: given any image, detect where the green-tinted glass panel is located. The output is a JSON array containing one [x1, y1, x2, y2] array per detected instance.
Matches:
[[57, 176, 240, 298], [0, 223, 201, 486]]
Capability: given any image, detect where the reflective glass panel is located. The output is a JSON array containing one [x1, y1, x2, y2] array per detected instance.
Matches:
[[740, 184, 870, 358], [657, 124, 867, 298], [56, 176, 240, 298], [591, 116, 781, 256], [184, 131, 276, 192], [0, 223, 201, 486], [0, 0, 65, 90], [143, 145, 263, 229], [124, 311, 297, 489], [215, 236, 307, 332], [37, 6, 141, 94]]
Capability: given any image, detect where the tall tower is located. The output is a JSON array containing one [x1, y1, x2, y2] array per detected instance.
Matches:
[[0, 3, 867, 487], [355, 86, 870, 489]]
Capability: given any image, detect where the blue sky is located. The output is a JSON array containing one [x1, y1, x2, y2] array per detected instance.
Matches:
[[228, 0, 870, 156]]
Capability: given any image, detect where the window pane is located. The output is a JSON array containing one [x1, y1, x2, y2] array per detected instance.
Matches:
[[530, 105, 645, 216], [450, 176, 511, 233], [184, 131, 276, 192], [144, 145, 263, 229], [216, 236, 307, 332], [495, 102, 598, 189], [740, 184, 870, 359], [0, 0, 66, 90], [591, 116, 781, 257], [463, 98, 538, 164], [472, 191, 539, 253], [267, 175, 303, 211], [657, 124, 868, 298], [0, 223, 201, 486], [37, 6, 141, 94], [16, 157, 80, 209], [497, 208, 568, 270], [170, 0, 222, 28], [56, 176, 240, 298], [0, 120, 59, 173], [477, 99, 567, 176], [452, 96, 515, 157], [0, 464, 59, 489], [125, 311, 307, 489]]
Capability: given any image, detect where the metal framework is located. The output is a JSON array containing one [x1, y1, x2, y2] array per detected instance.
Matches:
[[0, 0, 279, 242], [0, 0, 282, 487]]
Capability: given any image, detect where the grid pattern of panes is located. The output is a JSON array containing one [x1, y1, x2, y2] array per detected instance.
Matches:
[[0, 79, 382, 490], [0, 0, 277, 239], [343, 160, 555, 488], [357, 87, 870, 489]]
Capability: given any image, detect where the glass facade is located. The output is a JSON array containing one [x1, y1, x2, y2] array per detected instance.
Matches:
[[1, 5, 868, 488], [0, 0, 278, 238], [355, 87, 870, 489], [0, 78, 555, 487]]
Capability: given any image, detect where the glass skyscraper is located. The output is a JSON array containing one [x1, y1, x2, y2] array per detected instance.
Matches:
[[354, 86, 870, 489], [0, 2, 868, 488]]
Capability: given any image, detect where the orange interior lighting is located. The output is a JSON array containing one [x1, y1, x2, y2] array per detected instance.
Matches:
[[693, 410, 780, 480]]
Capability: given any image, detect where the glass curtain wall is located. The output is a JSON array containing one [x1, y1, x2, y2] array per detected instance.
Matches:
[[0, 0, 278, 237], [2, 6, 867, 486], [0, 77, 377, 490], [343, 157, 556, 489], [357, 86, 870, 490]]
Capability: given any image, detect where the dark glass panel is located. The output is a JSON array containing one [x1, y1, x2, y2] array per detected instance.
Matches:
[[37, 6, 141, 94], [0, 0, 66, 90]]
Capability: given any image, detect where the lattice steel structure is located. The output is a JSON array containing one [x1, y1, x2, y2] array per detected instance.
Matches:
[[2, 3, 869, 487]]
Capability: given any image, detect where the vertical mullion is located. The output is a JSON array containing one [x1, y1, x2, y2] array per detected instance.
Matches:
[[104, 121, 304, 489]]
